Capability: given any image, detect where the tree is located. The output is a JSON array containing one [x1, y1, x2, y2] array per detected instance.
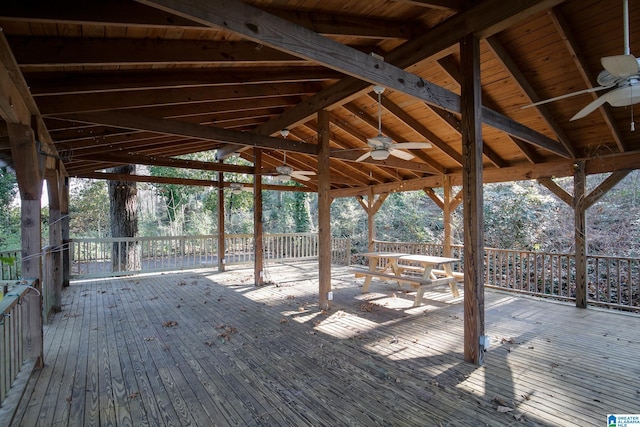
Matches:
[[293, 191, 311, 233], [108, 165, 140, 272], [69, 179, 109, 238], [0, 168, 19, 250]]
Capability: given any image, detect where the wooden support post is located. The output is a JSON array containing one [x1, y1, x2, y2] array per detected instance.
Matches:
[[356, 190, 388, 252], [7, 122, 44, 368], [318, 110, 332, 310], [8, 123, 43, 281], [574, 160, 587, 308], [461, 34, 485, 365], [217, 167, 225, 272], [443, 176, 456, 257], [539, 170, 629, 309], [253, 149, 264, 286], [46, 167, 63, 313], [61, 175, 70, 288]]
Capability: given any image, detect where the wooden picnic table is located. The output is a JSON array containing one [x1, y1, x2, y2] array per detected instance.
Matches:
[[353, 251, 462, 307]]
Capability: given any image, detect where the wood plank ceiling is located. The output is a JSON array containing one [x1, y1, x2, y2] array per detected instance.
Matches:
[[1, 0, 639, 196]]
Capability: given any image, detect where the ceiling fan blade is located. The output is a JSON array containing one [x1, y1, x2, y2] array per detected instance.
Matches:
[[603, 84, 640, 107], [292, 171, 315, 176], [388, 149, 414, 160], [367, 136, 389, 148], [290, 173, 312, 181], [394, 142, 432, 149], [355, 151, 372, 162], [521, 85, 613, 109], [601, 54, 639, 78], [570, 94, 609, 121]]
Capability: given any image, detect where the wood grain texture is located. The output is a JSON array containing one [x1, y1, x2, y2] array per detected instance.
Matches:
[[461, 34, 485, 366], [11, 263, 640, 426]]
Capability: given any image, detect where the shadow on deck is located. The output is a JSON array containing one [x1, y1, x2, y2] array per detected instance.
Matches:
[[10, 262, 640, 426]]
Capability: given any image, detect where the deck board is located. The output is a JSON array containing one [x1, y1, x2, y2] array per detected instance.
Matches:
[[10, 262, 640, 426]]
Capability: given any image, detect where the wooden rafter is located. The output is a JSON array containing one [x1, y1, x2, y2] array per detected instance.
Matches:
[[371, 92, 463, 166], [340, 101, 445, 174], [25, 68, 340, 96], [74, 152, 254, 174], [1, 0, 424, 38], [142, 0, 570, 157], [330, 149, 640, 199], [60, 111, 319, 155], [484, 36, 577, 158], [39, 82, 322, 115], [10, 37, 304, 69], [548, 7, 626, 152]]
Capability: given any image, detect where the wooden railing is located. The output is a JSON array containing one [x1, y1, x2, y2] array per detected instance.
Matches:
[[69, 234, 350, 278], [367, 240, 640, 311], [0, 250, 20, 281], [0, 279, 42, 421]]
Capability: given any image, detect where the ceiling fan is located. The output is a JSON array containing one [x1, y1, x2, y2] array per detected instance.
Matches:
[[523, 0, 640, 122], [271, 130, 316, 182], [227, 182, 253, 194], [356, 86, 432, 162]]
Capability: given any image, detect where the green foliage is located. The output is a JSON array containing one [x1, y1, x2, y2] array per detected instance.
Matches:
[[375, 192, 445, 243], [69, 179, 110, 238], [292, 192, 311, 233], [0, 169, 19, 250], [483, 182, 555, 250], [4, 160, 640, 259]]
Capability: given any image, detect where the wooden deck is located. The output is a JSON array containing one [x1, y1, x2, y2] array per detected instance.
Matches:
[[9, 262, 640, 426]]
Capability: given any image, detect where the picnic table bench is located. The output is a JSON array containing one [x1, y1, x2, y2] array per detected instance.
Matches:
[[351, 251, 462, 307]]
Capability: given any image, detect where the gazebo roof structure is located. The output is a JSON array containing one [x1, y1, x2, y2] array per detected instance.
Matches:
[[1, 0, 640, 369], [1, 0, 639, 194]]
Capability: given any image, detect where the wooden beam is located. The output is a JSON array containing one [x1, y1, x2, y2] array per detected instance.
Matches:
[[261, 7, 423, 39], [485, 36, 577, 158], [548, 8, 626, 152], [434, 56, 508, 168], [8, 124, 43, 200], [573, 160, 587, 308], [331, 149, 640, 199], [45, 167, 63, 313], [26, 68, 339, 96], [217, 166, 225, 272], [39, 82, 321, 115], [61, 175, 70, 288], [8, 124, 45, 371], [442, 176, 455, 256], [75, 152, 254, 175], [1, 0, 422, 38], [392, 0, 463, 10], [253, 149, 264, 286], [461, 34, 485, 365], [537, 177, 572, 206], [583, 171, 631, 210], [423, 188, 444, 210], [76, 171, 313, 192], [0, 0, 204, 29], [371, 193, 389, 214], [10, 37, 304, 69], [64, 111, 318, 155], [139, 0, 569, 157], [0, 46, 33, 126], [251, 0, 554, 141], [317, 110, 332, 310], [136, 0, 459, 110], [370, 93, 462, 166]]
